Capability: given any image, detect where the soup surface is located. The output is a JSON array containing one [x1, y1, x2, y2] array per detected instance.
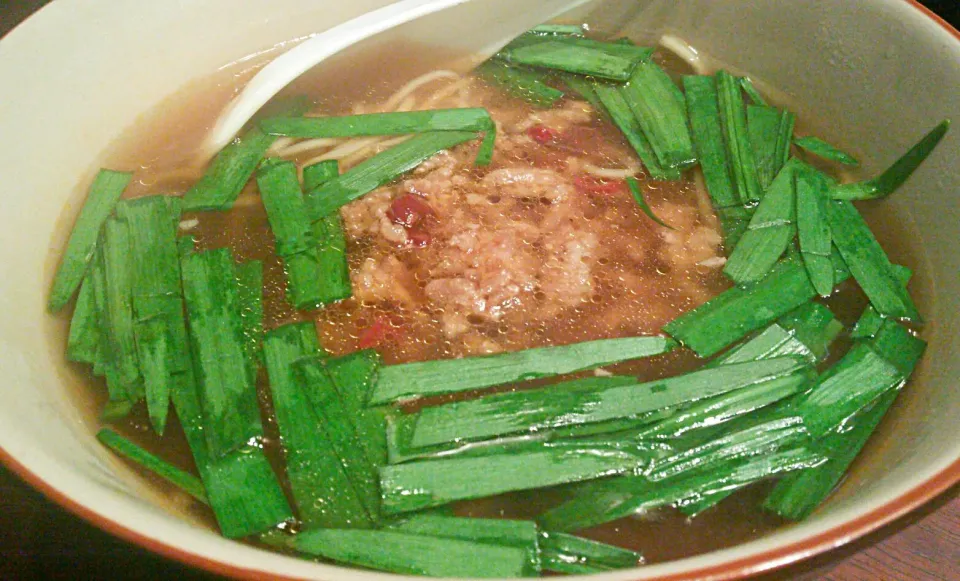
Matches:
[[50, 27, 926, 571]]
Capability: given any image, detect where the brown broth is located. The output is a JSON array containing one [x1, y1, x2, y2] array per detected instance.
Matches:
[[47, 30, 933, 571]]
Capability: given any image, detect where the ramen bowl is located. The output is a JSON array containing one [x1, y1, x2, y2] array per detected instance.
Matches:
[[0, 0, 958, 579]]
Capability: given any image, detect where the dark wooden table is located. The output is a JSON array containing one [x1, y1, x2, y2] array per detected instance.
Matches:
[[2, 1, 959, 580]]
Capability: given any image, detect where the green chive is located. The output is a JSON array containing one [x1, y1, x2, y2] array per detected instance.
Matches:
[[304, 131, 478, 219], [764, 392, 895, 520], [302, 160, 352, 304], [99, 217, 142, 403], [868, 319, 926, 377], [724, 159, 801, 284], [665, 257, 850, 357], [407, 357, 811, 448], [323, 350, 388, 467], [739, 76, 768, 106], [256, 159, 316, 256], [263, 323, 374, 529], [181, 248, 262, 458], [302, 159, 340, 191], [537, 443, 821, 532], [716, 205, 752, 248], [717, 71, 763, 204], [795, 165, 835, 297], [97, 428, 208, 505], [831, 120, 948, 200], [49, 169, 132, 312], [684, 75, 738, 208], [539, 531, 643, 574], [498, 36, 653, 81], [827, 200, 922, 321], [293, 529, 531, 578], [295, 356, 382, 523], [368, 335, 674, 404], [261, 108, 495, 166], [121, 196, 187, 434], [782, 343, 903, 438], [558, 72, 605, 112], [747, 105, 795, 190], [380, 441, 656, 515], [235, 260, 264, 377], [593, 83, 682, 180], [171, 369, 293, 538], [850, 265, 912, 339], [626, 177, 673, 228], [620, 62, 697, 170], [182, 127, 276, 212], [794, 136, 859, 166], [477, 60, 564, 107], [255, 158, 331, 310], [389, 515, 541, 576], [66, 270, 100, 364], [765, 320, 924, 519]]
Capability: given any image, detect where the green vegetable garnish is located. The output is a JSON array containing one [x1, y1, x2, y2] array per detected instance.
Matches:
[[303, 160, 352, 305], [99, 217, 142, 404], [48, 169, 132, 312], [181, 248, 262, 457], [66, 267, 100, 364], [594, 83, 682, 180], [626, 177, 673, 228], [389, 515, 541, 576], [664, 257, 850, 357], [831, 120, 948, 200], [724, 159, 801, 285], [477, 60, 564, 107], [684, 75, 738, 208], [261, 108, 496, 165], [171, 368, 293, 538], [367, 335, 674, 404], [235, 260, 264, 378], [292, 529, 532, 578], [296, 356, 383, 523], [739, 76, 768, 106], [380, 441, 657, 515], [795, 165, 836, 297], [716, 71, 764, 204], [747, 105, 794, 190], [794, 136, 859, 166], [827, 200, 922, 322], [621, 62, 697, 170], [97, 427, 208, 505], [305, 130, 478, 219], [406, 357, 810, 448], [121, 196, 188, 434], [539, 531, 643, 574], [498, 36, 653, 81], [850, 265, 912, 339]]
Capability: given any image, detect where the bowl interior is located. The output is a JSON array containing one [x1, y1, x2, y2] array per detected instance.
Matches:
[[0, 1, 958, 580]]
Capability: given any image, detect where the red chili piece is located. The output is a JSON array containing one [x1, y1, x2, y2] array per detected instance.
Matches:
[[387, 194, 435, 228], [527, 124, 559, 145], [573, 174, 627, 195], [357, 318, 391, 349], [407, 228, 431, 248]]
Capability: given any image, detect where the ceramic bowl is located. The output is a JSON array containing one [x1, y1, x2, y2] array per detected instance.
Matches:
[[0, 1, 957, 579]]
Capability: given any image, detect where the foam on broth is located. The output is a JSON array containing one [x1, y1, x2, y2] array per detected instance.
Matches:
[[44, 30, 934, 568]]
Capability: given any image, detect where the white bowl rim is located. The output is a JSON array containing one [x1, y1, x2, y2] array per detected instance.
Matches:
[[0, 1, 958, 580]]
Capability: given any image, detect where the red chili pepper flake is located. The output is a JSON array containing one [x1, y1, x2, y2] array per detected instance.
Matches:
[[527, 124, 559, 145], [573, 174, 627, 195], [387, 194, 436, 228], [407, 227, 431, 248], [357, 317, 392, 349]]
